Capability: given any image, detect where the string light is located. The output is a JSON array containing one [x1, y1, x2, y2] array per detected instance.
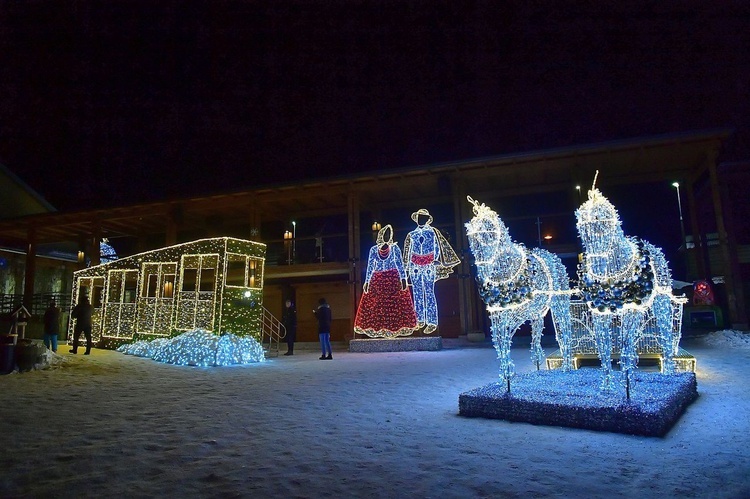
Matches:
[[402, 209, 460, 334], [465, 196, 574, 386], [117, 329, 266, 366], [575, 172, 688, 389], [354, 224, 418, 338], [100, 238, 119, 263], [71, 237, 266, 346]]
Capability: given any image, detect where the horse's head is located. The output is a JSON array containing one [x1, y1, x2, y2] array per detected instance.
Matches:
[[465, 196, 512, 265], [575, 174, 625, 256]]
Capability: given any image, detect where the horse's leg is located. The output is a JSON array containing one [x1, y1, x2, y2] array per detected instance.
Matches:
[[530, 315, 545, 370], [490, 311, 516, 386], [593, 312, 614, 390], [620, 308, 644, 374], [550, 295, 574, 371], [653, 293, 675, 373]]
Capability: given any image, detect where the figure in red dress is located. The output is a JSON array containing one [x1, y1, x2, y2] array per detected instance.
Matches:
[[354, 225, 418, 338]]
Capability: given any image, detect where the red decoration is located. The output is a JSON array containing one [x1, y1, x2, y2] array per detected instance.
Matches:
[[693, 280, 715, 306], [354, 268, 417, 337]]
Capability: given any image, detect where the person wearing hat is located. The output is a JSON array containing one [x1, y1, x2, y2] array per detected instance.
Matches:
[[402, 209, 460, 334]]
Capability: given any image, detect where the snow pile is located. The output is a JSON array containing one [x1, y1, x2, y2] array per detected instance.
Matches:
[[117, 329, 266, 366], [41, 349, 68, 369], [703, 329, 750, 350]]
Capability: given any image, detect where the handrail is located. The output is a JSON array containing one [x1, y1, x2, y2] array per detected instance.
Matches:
[[260, 306, 286, 358], [0, 293, 72, 317]]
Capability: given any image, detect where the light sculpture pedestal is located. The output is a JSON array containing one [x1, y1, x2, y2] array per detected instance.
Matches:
[[459, 369, 698, 437], [349, 336, 442, 353]]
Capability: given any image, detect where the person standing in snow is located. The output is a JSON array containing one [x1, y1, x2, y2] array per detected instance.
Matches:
[[282, 298, 297, 356], [70, 294, 94, 355], [313, 297, 333, 360], [43, 299, 61, 353]]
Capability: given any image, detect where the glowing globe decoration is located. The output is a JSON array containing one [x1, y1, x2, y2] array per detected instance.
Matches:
[[402, 209, 460, 334], [575, 172, 687, 390], [117, 329, 266, 366], [99, 238, 119, 263], [465, 196, 574, 387], [354, 224, 418, 338]]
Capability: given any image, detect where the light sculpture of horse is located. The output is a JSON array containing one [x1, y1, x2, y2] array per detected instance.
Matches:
[[465, 196, 574, 388], [575, 172, 686, 390]]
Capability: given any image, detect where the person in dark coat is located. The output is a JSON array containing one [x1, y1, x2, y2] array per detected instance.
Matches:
[[313, 297, 333, 360], [282, 299, 297, 356], [70, 294, 94, 355], [43, 299, 61, 353]]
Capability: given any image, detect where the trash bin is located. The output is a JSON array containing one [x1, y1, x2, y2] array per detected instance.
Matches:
[[0, 334, 17, 375]]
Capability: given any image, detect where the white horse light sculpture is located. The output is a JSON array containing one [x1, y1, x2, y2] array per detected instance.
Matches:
[[465, 196, 574, 388], [576, 172, 686, 390]]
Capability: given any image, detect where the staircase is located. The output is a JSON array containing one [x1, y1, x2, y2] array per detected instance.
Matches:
[[260, 306, 286, 358]]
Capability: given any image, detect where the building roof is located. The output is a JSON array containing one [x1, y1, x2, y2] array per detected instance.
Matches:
[[0, 129, 732, 247], [0, 161, 57, 218]]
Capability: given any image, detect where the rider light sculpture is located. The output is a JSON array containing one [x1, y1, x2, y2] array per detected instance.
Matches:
[[402, 209, 460, 334], [465, 196, 574, 388], [575, 172, 686, 390], [354, 224, 418, 337]]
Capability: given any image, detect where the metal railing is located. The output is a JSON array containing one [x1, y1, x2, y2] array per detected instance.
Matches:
[[0, 293, 72, 317], [260, 306, 286, 358]]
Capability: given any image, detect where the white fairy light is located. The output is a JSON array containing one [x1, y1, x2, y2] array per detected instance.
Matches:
[[465, 196, 574, 387], [575, 172, 688, 389], [118, 329, 265, 366], [71, 237, 266, 346], [354, 224, 418, 338], [402, 209, 460, 334]]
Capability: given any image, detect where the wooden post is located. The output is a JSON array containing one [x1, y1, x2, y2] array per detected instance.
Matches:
[[348, 191, 361, 336], [707, 155, 748, 328], [452, 177, 474, 336], [22, 229, 36, 313]]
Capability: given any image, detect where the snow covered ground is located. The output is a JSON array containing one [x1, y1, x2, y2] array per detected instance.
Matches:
[[1, 330, 748, 498]]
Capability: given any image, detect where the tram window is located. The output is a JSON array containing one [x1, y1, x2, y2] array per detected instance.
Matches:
[[124, 274, 138, 303], [163, 274, 175, 298], [108, 273, 123, 302], [182, 268, 197, 292], [226, 255, 247, 287], [199, 268, 216, 292], [146, 274, 158, 298], [92, 286, 104, 308]]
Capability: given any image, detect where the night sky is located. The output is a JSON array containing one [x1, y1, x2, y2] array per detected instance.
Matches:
[[1, 1, 748, 212]]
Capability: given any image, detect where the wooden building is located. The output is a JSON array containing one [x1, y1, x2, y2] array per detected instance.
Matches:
[[0, 129, 747, 342]]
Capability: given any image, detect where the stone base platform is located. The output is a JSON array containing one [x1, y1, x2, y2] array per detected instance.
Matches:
[[458, 369, 698, 437], [349, 336, 442, 353]]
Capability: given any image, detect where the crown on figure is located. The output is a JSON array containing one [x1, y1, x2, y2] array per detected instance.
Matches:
[[575, 171, 621, 225]]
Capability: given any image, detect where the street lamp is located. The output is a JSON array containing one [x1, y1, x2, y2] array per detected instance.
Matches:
[[292, 221, 296, 263], [672, 182, 687, 251], [576, 185, 581, 204], [371, 221, 381, 242], [283, 230, 292, 264]]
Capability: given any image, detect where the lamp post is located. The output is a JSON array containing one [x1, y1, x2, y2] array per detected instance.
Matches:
[[284, 230, 292, 265], [292, 221, 296, 263], [672, 182, 687, 251], [576, 185, 581, 204]]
